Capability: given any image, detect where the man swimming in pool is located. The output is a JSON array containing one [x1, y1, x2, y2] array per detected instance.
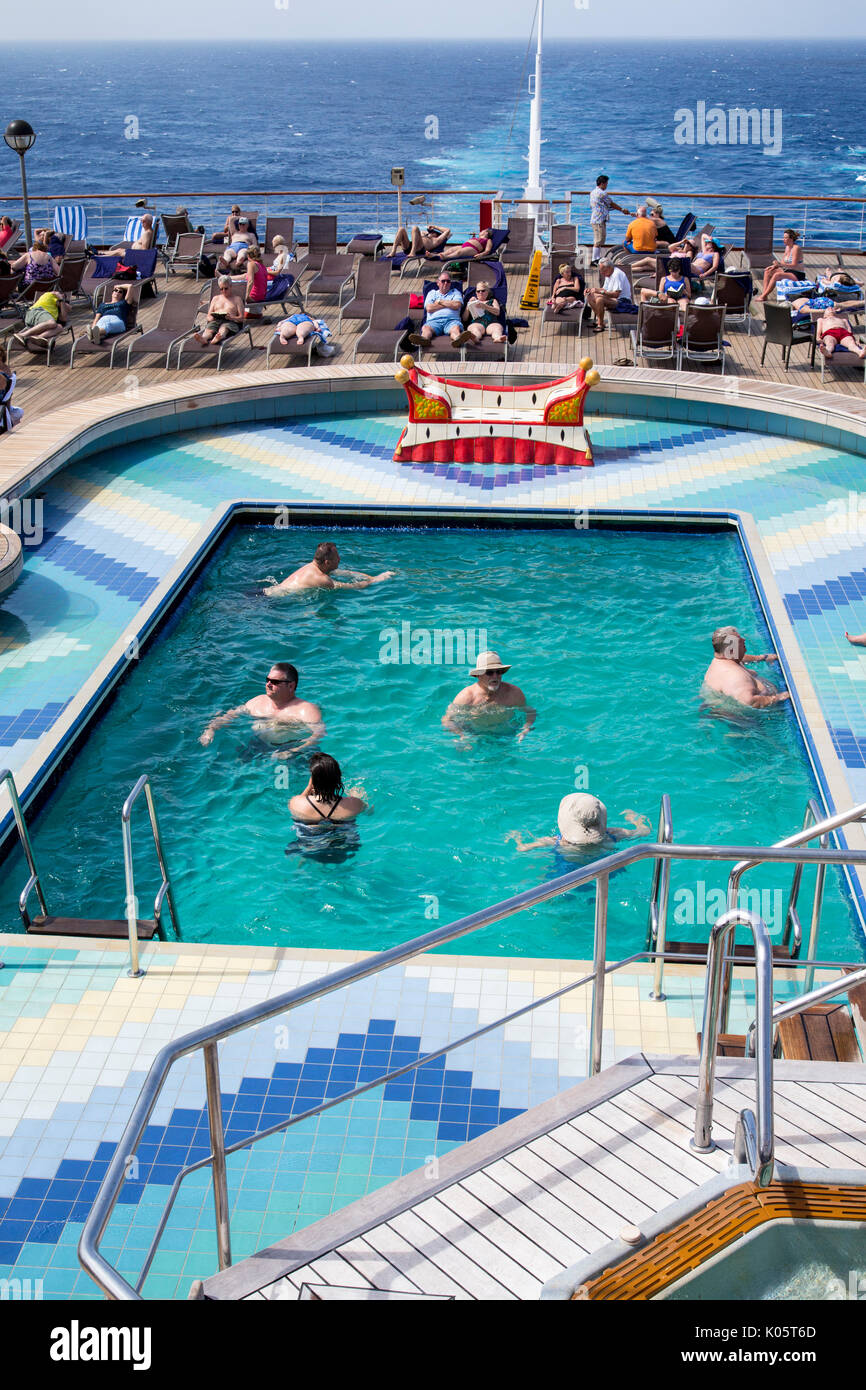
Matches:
[[263, 542, 395, 596], [199, 662, 324, 755], [702, 626, 789, 708], [442, 650, 536, 742]]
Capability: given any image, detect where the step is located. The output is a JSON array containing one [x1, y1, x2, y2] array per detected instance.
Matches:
[[777, 1003, 861, 1064], [26, 915, 159, 940], [665, 940, 791, 961]]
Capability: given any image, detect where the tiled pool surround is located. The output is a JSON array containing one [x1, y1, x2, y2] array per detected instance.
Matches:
[[2, 367, 866, 1298]]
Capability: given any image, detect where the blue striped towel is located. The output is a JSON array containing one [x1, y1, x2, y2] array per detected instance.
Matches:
[[53, 205, 88, 240], [122, 215, 160, 243]]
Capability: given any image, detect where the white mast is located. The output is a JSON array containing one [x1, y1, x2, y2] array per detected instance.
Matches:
[[523, 0, 544, 209]]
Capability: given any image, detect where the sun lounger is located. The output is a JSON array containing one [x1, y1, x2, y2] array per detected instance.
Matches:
[[291, 215, 338, 285], [165, 232, 206, 281], [679, 304, 727, 371], [351, 292, 412, 362], [542, 296, 585, 334], [500, 217, 536, 269], [339, 258, 391, 331], [0, 274, 23, 313], [817, 337, 866, 384], [69, 286, 144, 369], [397, 227, 509, 278], [174, 281, 255, 369], [124, 292, 201, 368], [266, 320, 335, 367], [712, 272, 753, 333], [540, 224, 577, 287], [743, 215, 775, 272], [304, 253, 356, 303], [630, 303, 679, 365]]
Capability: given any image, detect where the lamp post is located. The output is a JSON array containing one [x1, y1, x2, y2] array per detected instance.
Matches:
[[4, 120, 37, 249]]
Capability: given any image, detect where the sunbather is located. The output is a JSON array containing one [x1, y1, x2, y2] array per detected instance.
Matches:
[[11, 239, 61, 288], [11, 290, 69, 352], [631, 235, 697, 278], [757, 228, 804, 302], [426, 228, 495, 262], [0, 218, 16, 252], [390, 224, 451, 257], [409, 271, 470, 347], [193, 276, 245, 344], [648, 205, 676, 245], [84, 286, 133, 343], [547, 263, 585, 313], [273, 312, 335, 355], [107, 214, 155, 256], [245, 245, 268, 314], [639, 256, 691, 308], [269, 236, 295, 275], [585, 258, 633, 331], [624, 205, 657, 254], [463, 281, 505, 345], [690, 234, 723, 286], [218, 217, 258, 271], [815, 307, 866, 361]]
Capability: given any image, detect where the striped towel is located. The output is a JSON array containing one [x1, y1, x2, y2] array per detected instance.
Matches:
[[776, 279, 816, 299], [53, 205, 88, 241]]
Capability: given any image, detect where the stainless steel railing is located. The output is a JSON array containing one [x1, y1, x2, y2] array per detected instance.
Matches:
[[121, 774, 182, 977], [645, 793, 673, 1000], [0, 768, 47, 957], [78, 831, 866, 1299]]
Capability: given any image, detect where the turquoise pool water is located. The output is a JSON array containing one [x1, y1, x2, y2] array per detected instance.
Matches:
[[1, 525, 861, 959]]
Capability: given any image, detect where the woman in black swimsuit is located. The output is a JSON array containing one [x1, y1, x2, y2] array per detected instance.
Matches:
[[287, 753, 368, 855]]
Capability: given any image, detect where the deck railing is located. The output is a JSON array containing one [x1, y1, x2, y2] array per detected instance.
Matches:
[[2, 187, 865, 251]]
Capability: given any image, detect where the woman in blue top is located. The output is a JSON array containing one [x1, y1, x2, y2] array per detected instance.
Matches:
[[639, 256, 691, 309]]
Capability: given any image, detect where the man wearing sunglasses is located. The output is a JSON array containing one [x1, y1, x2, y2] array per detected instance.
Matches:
[[199, 662, 324, 755]]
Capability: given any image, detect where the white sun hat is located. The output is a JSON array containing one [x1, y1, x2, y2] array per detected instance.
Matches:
[[470, 650, 511, 677], [557, 793, 608, 846]]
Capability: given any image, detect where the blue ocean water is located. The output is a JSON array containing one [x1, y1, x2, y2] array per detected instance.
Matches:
[[2, 40, 866, 241]]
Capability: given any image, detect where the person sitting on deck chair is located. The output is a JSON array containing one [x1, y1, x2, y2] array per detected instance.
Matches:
[[107, 214, 155, 256], [638, 256, 691, 308], [463, 280, 505, 345], [623, 205, 657, 255], [409, 271, 471, 347], [193, 276, 245, 344], [85, 286, 133, 343], [547, 262, 585, 314], [390, 224, 451, 257], [218, 217, 258, 271], [757, 228, 805, 302], [585, 257, 633, 332]]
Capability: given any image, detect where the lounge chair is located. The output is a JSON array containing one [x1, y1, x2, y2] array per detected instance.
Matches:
[[291, 215, 338, 284], [679, 304, 727, 371], [817, 334, 866, 384], [0, 274, 23, 314], [543, 293, 585, 335], [1, 219, 22, 254], [304, 253, 356, 303], [540, 223, 577, 287], [55, 256, 89, 300], [165, 232, 205, 281], [69, 286, 144, 369], [338, 258, 391, 331], [671, 213, 697, 243], [630, 303, 679, 365], [743, 215, 776, 272], [265, 319, 335, 367], [0, 367, 19, 433], [712, 272, 753, 334], [114, 215, 161, 252], [124, 292, 201, 368], [759, 301, 813, 370], [352, 292, 412, 361], [53, 204, 88, 244], [500, 217, 536, 269], [175, 280, 254, 370]]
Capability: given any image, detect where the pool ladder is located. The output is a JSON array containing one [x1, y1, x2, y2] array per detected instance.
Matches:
[[0, 769, 181, 977]]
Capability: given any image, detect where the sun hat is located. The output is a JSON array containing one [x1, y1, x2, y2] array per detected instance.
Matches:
[[557, 794, 608, 846], [470, 650, 511, 676]]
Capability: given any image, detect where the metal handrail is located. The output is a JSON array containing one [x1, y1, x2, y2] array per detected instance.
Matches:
[[0, 767, 48, 943], [121, 775, 182, 978], [725, 799, 866, 1030], [645, 794, 673, 1000], [692, 908, 775, 1186], [79, 833, 866, 1299], [780, 797, 825, 954], [745, 963, 866, 1059]]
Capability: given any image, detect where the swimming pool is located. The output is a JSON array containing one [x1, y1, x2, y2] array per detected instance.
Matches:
[[1, 523, 860, 960]]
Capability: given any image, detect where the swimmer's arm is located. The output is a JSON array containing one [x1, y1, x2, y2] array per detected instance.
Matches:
[[509, 687, 536, 742], [505, 830, 555, 852], [746, 690, 790, 708], [291, 703, 325, 752], [331, 570, 396, 590], [610, 810, 652, 839], [199, 702, 250, 745], [442, 691, 471, 733], [743, 652, 779, 664]]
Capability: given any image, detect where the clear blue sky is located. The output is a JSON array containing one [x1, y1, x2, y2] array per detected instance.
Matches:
[[6, 0, 864, 42]]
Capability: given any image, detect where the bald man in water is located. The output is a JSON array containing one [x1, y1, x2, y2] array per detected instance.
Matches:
[[702, 626, 789, 708]]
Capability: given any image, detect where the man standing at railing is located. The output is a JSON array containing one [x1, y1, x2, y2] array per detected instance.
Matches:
[[589, 175, 629, 265], [702, 626, 790, 708]]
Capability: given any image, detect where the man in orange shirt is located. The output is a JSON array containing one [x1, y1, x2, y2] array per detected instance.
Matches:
[[624, 205, 657, 254]]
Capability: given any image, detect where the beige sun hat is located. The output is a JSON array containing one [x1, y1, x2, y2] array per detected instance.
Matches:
[[470, 650, 511, 677], [557, 794, 608, 846]]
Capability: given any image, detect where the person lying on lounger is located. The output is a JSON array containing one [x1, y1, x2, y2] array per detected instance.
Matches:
[[193, 277, 245, 344], [815, 307, 866, 362], [218, 217, 258, 270], [84, 286, 134, 343], [390, 224, 451, 257], [11, 290, 69, 352], [426, 228, 495, 262]]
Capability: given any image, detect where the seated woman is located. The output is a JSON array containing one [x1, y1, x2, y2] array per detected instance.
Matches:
[[390, 224, 451, 257], [631, 234, 696, 278], [649, 205, 676, 246], [427, 227, 495, 262], [193, 276, 245, 344], [757, 228, 805, 302], [690, 234, 723, 287], [244, 245, 269, 313], [547, 262, 585, 313], [84, 286, 133, 343], [463, 280, 505, 345], [269, 235, 295, 276], [815, 306, 866, 361], [639, 255, 691, 308], [11, 290, 69, 352], [287, 752, 368, 857], [507, 793, 650, 864], [218, 217, 258, 270], [11, 236, 61, 289]]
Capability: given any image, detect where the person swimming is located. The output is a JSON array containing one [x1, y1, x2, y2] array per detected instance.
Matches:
[[263, 541, 395, 596], [702, 626, 789, 709], [442, 650, 536, 743], [286, 752, 368, 858], [199, 661, 324, 757], [507, 793, 650, 863]]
